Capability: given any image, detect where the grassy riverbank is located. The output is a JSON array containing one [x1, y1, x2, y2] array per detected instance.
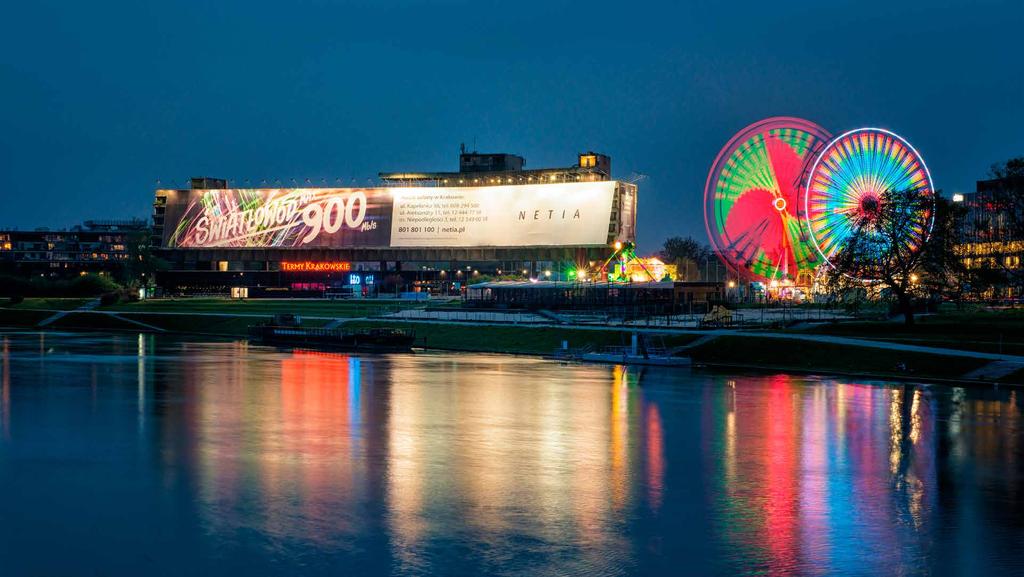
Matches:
[[1, 298, 1020, 384], [799, 308, 1024, 356], [341, 320, 701, 355], [2, 298, 93, 310], [105, 297, 433, 317], [685, 335, 990, 383], [0, 306, 698, 354]]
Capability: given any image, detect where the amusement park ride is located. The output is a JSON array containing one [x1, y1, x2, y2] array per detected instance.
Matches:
[[703, 116, 935, 299], [598, 241, 673, 283]]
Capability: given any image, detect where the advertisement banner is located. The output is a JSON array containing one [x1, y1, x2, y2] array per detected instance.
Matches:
[[160, 181, 615, 249], [162, 188, 392, 248], [389, 182, 615, 247]]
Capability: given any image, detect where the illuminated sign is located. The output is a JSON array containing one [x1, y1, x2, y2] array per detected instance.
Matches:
[[161, 188, 389, 249], [280, 261, 351, 272], [160, 182, 618, 249], [388, 183, 615, 247], [348, 273, 361, 285]]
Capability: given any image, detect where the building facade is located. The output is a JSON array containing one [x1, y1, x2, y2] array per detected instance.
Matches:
[[956, 175, 1024, 297], [0, 219, 149, 278], [153, 151, 638, 295]]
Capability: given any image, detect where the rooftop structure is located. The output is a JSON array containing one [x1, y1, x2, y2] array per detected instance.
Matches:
[[379, 149, 612, 187]]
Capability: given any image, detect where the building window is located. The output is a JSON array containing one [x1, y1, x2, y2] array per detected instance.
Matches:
[[218, 261, 229, 272]]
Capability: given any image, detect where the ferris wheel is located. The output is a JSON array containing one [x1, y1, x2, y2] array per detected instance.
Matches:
[[804, 127, 935, 277], [703, 117, 831, 283]]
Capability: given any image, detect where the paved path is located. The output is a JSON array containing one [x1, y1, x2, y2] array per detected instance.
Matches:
[[37, 299, 101, 327], [38, 307, 167, 332], [963, 360, 1024, 380], [104, 313, 167, 332]]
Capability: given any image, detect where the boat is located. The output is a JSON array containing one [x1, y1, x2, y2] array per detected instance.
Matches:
[[249, 315, 416, 352], [579, 347, 692, 367], [555, 332, 692, 367]]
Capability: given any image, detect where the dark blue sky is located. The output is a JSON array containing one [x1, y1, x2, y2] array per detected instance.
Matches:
[[2, 0, 1022, 250]]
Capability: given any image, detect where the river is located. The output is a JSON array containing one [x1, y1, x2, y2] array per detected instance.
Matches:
[[0, 331, 1021, 576]]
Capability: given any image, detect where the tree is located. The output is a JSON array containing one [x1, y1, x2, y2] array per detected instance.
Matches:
[[990, 156, 1024, 176], [659, 236, 712, 280], [823, 187, 934, 325], [119, 229, 169, 288], [920, 196, 971, 307]]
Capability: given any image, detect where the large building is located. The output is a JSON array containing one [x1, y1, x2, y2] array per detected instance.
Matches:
[[956, 175, 1024, 297], [153, 151, 638, 295], [0, 219, 149, 278]]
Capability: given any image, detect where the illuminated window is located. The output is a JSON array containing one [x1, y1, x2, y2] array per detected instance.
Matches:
[[218, 261, 229, 272], [580, 154, 597, 168]]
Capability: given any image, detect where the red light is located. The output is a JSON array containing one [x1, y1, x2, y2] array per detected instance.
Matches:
[[281, 261, 351, 272]]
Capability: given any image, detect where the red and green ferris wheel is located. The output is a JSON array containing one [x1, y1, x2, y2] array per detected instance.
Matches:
[[703, 117, 831, 283]]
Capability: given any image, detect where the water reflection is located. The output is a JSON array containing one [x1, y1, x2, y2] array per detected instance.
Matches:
[[0, 331, 1022, 576]]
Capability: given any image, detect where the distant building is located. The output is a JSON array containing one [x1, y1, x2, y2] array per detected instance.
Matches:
[[957, 175, 1024, 296], [0, 219, 150, 277]]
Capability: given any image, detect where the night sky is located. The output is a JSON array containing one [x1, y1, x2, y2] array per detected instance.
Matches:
[[2, 0, 1022, 251]]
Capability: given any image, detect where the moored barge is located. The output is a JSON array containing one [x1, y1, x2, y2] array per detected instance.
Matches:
[[249, 319, 416, 353]]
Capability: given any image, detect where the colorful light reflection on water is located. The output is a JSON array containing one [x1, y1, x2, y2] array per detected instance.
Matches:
[[0, 332, 1021, 576]]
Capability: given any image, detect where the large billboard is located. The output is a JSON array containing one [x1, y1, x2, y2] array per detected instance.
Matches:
[[160, 181, 617, 249]]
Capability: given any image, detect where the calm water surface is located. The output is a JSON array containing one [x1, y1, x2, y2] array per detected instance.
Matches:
[[0, 331, 1022, 576]]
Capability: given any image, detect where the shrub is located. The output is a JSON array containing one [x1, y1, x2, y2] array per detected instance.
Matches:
[[99, 292, 120, 306], [68, 274, 121, 297], [0, 275, 34, 297], [0, 273, 121, 297]]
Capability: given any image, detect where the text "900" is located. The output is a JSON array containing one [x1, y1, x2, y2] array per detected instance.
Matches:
[[301, 191, 368, 244]]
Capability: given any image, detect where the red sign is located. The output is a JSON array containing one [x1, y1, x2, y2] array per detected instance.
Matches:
[[280, 261, 351, 272]]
